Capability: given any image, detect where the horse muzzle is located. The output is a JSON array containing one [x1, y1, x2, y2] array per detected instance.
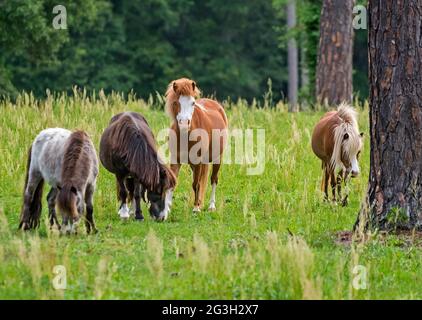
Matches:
[[178, 119, 191, 131]]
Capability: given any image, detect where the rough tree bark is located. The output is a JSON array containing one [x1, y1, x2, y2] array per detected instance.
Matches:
[[357, 0, 422, 231], [316, 0, 355, 106], [287, 0, 299, 112]]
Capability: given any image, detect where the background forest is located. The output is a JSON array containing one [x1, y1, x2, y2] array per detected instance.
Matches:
[[0, 0, 368, 103]]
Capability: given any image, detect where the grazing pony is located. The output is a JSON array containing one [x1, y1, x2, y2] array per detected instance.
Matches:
[[311, 103, 364, 205], [99, 112, 176, 221], [165, 78, 228, 212], [19, 129, 99, 234]]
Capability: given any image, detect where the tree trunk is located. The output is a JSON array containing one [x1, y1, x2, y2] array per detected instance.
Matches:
[[316, 0, 355, 106], [287, 0, 299, 112], [357, 0, 422, 231]]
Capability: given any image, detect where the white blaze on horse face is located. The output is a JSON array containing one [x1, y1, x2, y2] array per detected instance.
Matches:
[[351, 155, 360, 177], [177, 96, 196, 129]]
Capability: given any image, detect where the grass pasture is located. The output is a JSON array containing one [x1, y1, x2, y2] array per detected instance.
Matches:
[[0, 91, 421, 300]]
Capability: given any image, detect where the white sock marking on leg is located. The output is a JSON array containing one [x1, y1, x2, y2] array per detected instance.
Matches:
[[208, 183, 217, 210], [119, 204, 130, 219]]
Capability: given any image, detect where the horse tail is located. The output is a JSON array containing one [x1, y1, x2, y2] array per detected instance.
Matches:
[[57, 185, 79, 221], [19, 145, 44, 230]]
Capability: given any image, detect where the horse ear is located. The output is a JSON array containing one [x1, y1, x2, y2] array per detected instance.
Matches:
[[343, 133, 349, 140], [71, 186, 77, 195], [173, 82, 178, 92], [360, 132, 364, 138], [192, 81, 196, 91]]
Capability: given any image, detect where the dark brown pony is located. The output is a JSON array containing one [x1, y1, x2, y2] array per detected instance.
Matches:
[[19, 128, 98, 234], [99, 112, 176, 221], [312, 103, 364, 205], [165, 78, 228, 212]]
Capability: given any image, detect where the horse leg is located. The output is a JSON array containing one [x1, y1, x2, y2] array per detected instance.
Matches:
[[323, 164, 329, 202], [125, 177, 135, 214], [198, 164, 209, 210], [165, 163, 181, 210], [191, 165, 201, 212], [47, 187, 60, 230], [330, 170, 337, 202], [341, 171, 350, 207], [116, 176, 130, 219], [320, 162, 326, 193], [19, 172, 44, 231], [191, 164, 209, 212], [337, 170, 344, 204], [170, 163, 182, 178], [85, 183, 97, 234], [133, 181, 144, 221], [208, 163, 221, 211]]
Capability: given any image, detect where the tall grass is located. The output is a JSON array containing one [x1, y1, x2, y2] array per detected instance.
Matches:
[[0, 91, 421, 299]]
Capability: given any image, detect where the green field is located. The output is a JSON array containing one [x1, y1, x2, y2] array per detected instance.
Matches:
[[0, 92, 421, 300]]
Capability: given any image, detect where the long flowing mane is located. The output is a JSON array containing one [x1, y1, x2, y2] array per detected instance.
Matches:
[[58, 130, 94, 218], [61, 131, 93, 186], [165, 78, 201, 120], [331, 103, 362, 170], [109, 113, 176, 192]]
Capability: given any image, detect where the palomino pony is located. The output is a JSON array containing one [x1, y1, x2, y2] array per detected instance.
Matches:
[[165, 78, 228, 212], [19, 129, 99, 234], [99, 112, 176, 221], [311, 103, 364, 205]]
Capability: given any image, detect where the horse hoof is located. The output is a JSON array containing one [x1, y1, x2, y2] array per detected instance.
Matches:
[[193, 207, 201, 213], [208, 205, 216, 212], [153, 216, 166, 222], [135, 217, 145, 222]]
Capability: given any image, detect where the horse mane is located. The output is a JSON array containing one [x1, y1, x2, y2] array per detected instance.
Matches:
[[109, 113, 176, 193], [337, 102, 359, 129], [165, 78, 201, 120], [331, 103, 362, 170], [58, 130, 93, 219]]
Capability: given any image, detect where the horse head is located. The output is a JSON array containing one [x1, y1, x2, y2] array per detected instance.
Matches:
[[147, 165, 177, 222], [166, 78, 203, 131]]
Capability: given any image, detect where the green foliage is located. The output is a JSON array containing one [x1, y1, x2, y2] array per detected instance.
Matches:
[[386, 207, 410, 229], [0, 0, 369, 103], [0, 0, 286, 101], [297, 0, 321, 100]]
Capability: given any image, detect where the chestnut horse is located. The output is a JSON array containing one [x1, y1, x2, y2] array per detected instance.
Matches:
[[165, 78, 228, 212], [312, 103, 364, 205]]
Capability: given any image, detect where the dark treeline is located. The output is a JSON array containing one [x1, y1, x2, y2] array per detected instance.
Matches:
[[0, 0, 367, 103]]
